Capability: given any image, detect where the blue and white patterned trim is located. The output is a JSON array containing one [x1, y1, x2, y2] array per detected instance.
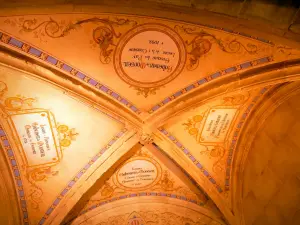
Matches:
[[149, 56, 273, 113], [0, 31, 141, 114], [225, 86, 271, 190], [38, 128, 127, 225], [158, 128, 223, 193], [0, 30, 273, 116], [152, 143, 210, 198]]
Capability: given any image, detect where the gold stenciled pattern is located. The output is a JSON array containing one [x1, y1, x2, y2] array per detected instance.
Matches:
[[3, 16, 268, 99]]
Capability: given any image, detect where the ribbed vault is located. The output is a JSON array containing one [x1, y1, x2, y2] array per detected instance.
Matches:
[[0, 2, 300, 225]]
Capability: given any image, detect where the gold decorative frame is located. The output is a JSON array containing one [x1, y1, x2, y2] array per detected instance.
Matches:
[[7, 109, 62, 168], [113, 156, 162, 191], [196, 107, 239, 145], [114, 23, 186, 89]]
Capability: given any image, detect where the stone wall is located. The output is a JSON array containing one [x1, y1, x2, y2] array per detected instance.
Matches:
[[0, 145, 21, 225], [242, 92, 300, 225]]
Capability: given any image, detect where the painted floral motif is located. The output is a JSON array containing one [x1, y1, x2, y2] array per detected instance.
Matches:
[[7, 17, 137, 64], [57, 124, 79, 147], [183, 113, 207, 138], [175, 26, 258, 70], [134, 86, 162, 98], [183, 114, 226, 174], [182, 94, 250, 176]]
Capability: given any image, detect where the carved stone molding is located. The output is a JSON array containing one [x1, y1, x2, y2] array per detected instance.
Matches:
[[139, 131, 154, 145]]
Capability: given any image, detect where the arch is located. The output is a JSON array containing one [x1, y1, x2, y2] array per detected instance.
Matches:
[[61, 143, 226, 225], [231, 81, 300, 224], [2, 45, 300, 224]]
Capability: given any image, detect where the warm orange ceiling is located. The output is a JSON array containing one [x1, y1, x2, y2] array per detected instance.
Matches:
[[0, 13, 286, 115], [1, 9, 300, 225]]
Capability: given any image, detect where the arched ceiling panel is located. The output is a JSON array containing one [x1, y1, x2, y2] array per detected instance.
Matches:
[[64, 144, 225, 225], [1, 13, 299, 118], [0, 64, 126, 224], [159, 86, 273, 203]]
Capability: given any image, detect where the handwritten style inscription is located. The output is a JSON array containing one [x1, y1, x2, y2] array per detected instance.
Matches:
[[198, 108, 237, 143], [116, 159, 158, 189], [121, 30, 180, 83], [114, 24, 186, 97], [11, 112, 59, 167]]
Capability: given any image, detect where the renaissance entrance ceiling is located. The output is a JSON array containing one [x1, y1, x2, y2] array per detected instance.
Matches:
[[1, 5, 300, 225]]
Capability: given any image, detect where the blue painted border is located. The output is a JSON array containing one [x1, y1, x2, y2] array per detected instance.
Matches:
[[0, 30, 273, 116], [158, 87, 271, 192], [158, 128, 223, 193], [224, 87, 271, 190], [149, 56, 273, 113], [0, 31, 141, 114], [152, 142, 210, 198], [38, 128, 127, 225]]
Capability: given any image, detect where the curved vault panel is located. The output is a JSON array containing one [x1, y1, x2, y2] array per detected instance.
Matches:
[[1, 13, 300, 117], [159, 86, 272, 195], [0, 64, 126, 225], [63, 144, 225, 225]]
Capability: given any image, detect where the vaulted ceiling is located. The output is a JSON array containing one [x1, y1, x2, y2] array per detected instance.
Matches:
[[1, 1, 300, 225]]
